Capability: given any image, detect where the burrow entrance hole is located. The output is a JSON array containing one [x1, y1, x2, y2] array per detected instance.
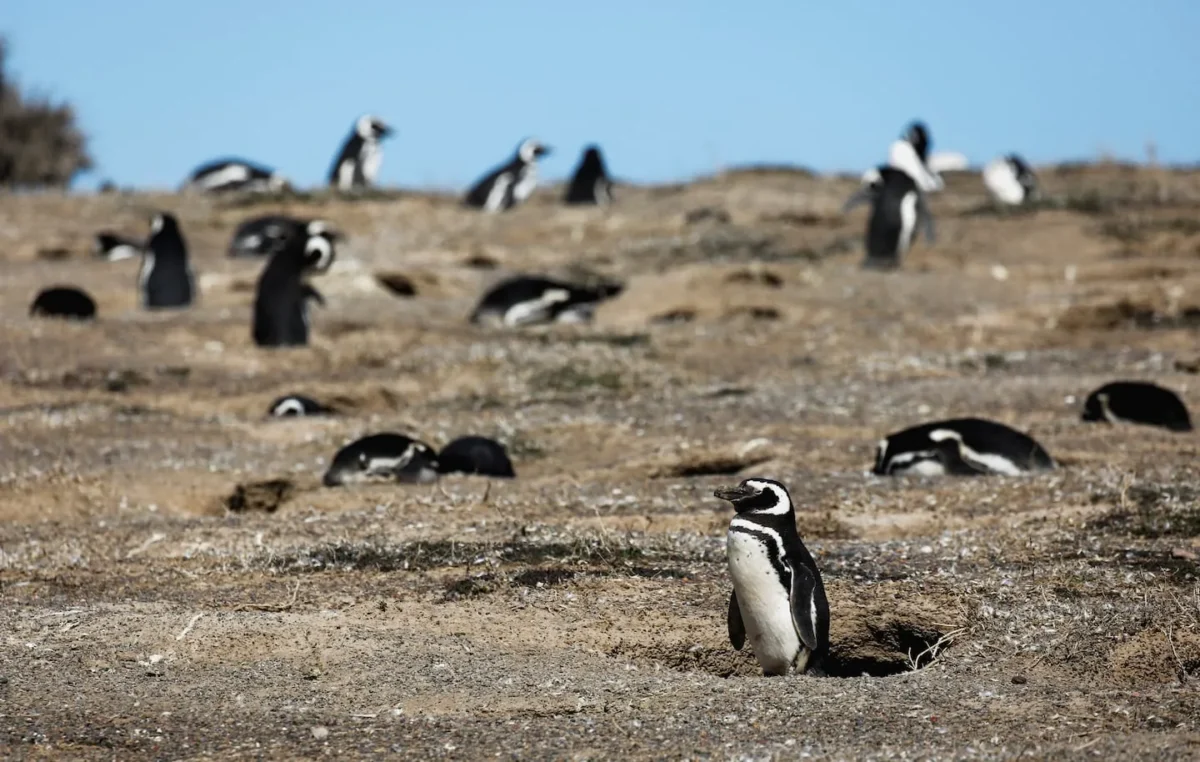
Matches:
[[612, 621, 953, 679]]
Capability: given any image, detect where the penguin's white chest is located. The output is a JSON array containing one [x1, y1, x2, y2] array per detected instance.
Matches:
[[513, 165, 538, 202], [898, 192, 918, 253], [360, 141, 383, 184], [727, 529, 801, 675], [983, 159, 1025, 205]]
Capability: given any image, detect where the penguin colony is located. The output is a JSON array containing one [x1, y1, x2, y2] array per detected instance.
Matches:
[[26, 114, 1193, 681]]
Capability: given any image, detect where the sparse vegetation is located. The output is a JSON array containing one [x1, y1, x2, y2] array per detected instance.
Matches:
[[0, 38, 92, 188]]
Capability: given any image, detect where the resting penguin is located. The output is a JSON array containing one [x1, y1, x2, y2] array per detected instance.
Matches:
[[563, 145, 613, 205], [463, 138, 551, 212], [328, 115, 394, 191], [438, 436, 516, 478], [1081, 381, 1193, 432], [30, 286, 97, 320], [94, 231, 143, 262], [873, 417, 1055, 476], [183, 158, 288, 194], [140, 212, 195, 309], [983, 154, 1038, 206], [470, 275, 623, 327], [717, 478, 830, 677], [268, 394, 337, 418], [229, 215, 334, 258], [252, 223, 338, 347], [843, 167, 935, 269], [322, 433, 440, 487]]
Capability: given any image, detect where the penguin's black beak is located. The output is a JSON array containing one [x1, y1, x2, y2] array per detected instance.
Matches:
[[322, 468, 343, 488], [535, 145, 551, 158], [714, 483, 759, 503], [376, 123, 395, 139]]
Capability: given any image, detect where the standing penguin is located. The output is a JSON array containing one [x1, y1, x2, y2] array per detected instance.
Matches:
[[843, 167, 935, 269], [463, 138, 551, 212], [252, 223, 338, 347], [563, 145, 613, 205], [716, 478, 830, 677], [140, 212, 195, 309], [328, 115, 394, 191], [983, 154, 1038, 206]]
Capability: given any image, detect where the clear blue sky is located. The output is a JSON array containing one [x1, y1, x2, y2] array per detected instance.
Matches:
[[7, 1, 1199, 191]]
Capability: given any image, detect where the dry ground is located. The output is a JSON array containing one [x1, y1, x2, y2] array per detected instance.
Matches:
[[3, 164, 1200, 760]]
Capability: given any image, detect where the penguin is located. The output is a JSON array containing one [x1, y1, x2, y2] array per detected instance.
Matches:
[[328, 115, 394, 191], [252, 223, 338, 347], [229, 215, 334, 258], [469, 274, 623, 327], [438, 436, 516, 478], [886, 121, 943, 193], [873, 418, 1055, 477], [842, 166, 935, 269], [463, 138, 551, 212], [94, 231, 142, 262], [140, 212, 195, 309], [268, 394, 337, 418], [716, 478, 830, 677], [29, 286, 97, 320], [322, 433, 440, 487], [184, 159, 288, 194], [563, 145, 613, 205], [1081, 381, 1193, 432], [983, 154, 1038, 206]]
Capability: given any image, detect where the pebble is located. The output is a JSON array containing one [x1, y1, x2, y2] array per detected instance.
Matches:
[[311, 726, 329, 740]]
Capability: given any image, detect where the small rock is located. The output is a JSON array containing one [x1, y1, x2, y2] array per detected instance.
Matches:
[[311, 726, 329, 740], [1011, 675, 1027, 685]]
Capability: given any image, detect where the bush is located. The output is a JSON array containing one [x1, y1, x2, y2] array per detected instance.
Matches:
[[0, 38, 92, 188]]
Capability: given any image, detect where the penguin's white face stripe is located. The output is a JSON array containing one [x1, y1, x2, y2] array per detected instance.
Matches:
[[272, 399, 307, 417], [518, 139, 543, 164], [196, 164, 251, 190], [502, 288, 572, 326], [484, 174, 513, 212], [927, 428, 1023, 475], [875, 438, 889, 469], [1095, 393, 1123, 424], [305, 236, 335, 272], [151, 215, 164, 234], [738, 479, 793, 516], [898, 192, 918, 253]]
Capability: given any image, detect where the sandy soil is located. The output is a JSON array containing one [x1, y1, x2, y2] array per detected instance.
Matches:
[[3, 164, 1200, 760]]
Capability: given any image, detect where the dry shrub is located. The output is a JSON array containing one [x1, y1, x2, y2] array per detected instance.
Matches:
[[0, 38, 93, 188]]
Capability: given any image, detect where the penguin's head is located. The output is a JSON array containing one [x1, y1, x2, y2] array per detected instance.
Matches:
[[303, 231, 337, 273], [437, 435, 516, 478], [269, 394, 332, 418], [322, 433, 440, 487], [357, 115, 394, 140], [518, 138, 551, 163], [904, 121, 930, 161], [582, 146, 604, 167], [148, 211, 181, 237], [714, 478, 792, 515], [1080, 391, 1111, 423]]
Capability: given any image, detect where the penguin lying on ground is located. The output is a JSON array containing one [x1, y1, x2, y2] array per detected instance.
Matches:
[[717, 478, 830, 677], [183, 158, 288, 194], [983, 154, 1038, 206], [322, 434, 516, 486], [30, 286, 97, 320], [873, 418, 1055, 476], [94, 231, 143, 262], [470, 275, 623, 327], [252, 221, 338, 347], [563, 145, 613, 205], [268, 394, 338, 418], [842, 167, 935, 269], [1081, 381, 1193, 432], [139, 212, 195, 309], [322, 433, 441, 487], [328, 115, 394, 191], [463, 138, 551, 212]]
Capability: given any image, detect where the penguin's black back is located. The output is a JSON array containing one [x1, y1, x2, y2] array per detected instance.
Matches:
[[564, 146, 612, 205], [30, 286, 97, 320], [253, 229, 333, 347], [229, 215, 307, 257], [470, 275, 623, 324], [875, 417, 1055, 475], [438, 436, 516, 478], [143, 215, 194, 309], [328, 133, 366, 187], [1082, 381, 1193, 432], [865, 168, 919, 267]]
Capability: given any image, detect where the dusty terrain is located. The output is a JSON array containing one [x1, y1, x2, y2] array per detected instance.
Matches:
[[2, 164, 1200, 760]]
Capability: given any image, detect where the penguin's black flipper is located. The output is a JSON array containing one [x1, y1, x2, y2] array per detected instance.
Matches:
[[788, 563, 823, 652], [727, 590, 746, 650], [303, 284, 326, 307], [919, 194, 936, 245], [842, 186, 875, 214]]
